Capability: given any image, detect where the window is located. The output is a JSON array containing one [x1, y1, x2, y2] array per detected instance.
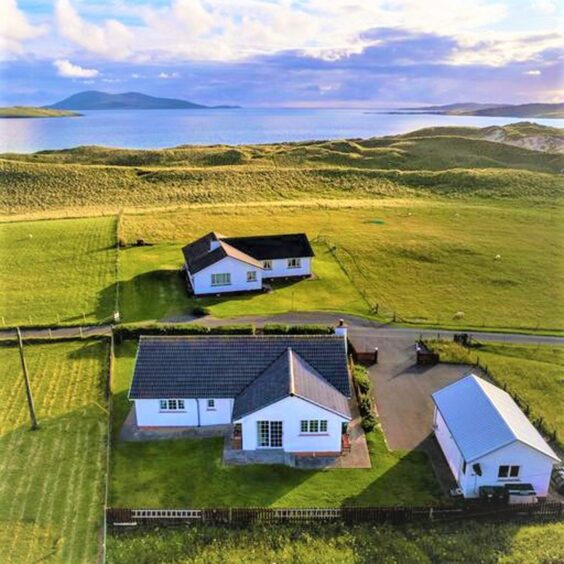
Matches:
[[211, 273, 231, 286], [263, 260, 272, 270], [300, 420, 328, 434], [287, 258, 301, 269], [462, 461, 467, 475], [498, 465, 520, 479], [207, 399, 215, 409], [257, 421, 283, 447], [247, 271, 257, 282], [160, 399, 185, 411]]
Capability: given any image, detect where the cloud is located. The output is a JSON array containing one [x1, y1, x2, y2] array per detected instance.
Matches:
[[158, 71, 181, 79], [524, 69, 542, 75], [0, 0, 47, 57], [530, 0, 558, 15], [53, 59, 99, 78], [55, 0, 133, 59]]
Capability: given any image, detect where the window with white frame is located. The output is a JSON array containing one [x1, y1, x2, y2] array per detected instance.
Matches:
[[159, 399, 185, 411], [211, 272, 231, 286], [498, 465, 520, 479], [287, 258, 301, 269], [263, 260, 272, 270], [247, 271, 257, 282], [207, 399, 215, 410], [300, 419, 328, 434]]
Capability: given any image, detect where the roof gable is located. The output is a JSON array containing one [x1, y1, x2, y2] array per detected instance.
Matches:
[[432, 374, 559, 463], [232, 348, 351, 420], [129, 335, 350, 401]]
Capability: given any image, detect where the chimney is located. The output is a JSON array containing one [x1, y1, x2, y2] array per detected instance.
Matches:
[[334, 319, 348, 353]]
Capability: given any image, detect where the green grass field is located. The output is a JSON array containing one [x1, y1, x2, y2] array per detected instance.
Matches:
[[0, 106, 80, 118], [119, 200, 564, 331], [110, 341, 440, 508], [0, 216, 117, 327], [107, 521, 564, 564], [0, 340, 108, 563], [427, 341, 564, 445]]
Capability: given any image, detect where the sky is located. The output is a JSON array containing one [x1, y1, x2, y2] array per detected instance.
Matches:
[[0, 0, 562, 107]]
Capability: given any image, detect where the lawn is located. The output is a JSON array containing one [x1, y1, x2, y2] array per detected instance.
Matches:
[[107, 521, 564, 564], [427, 341, 564, 446], [119, 199, 564, 331], [0, 339, 109, 563], [110, 341, 441, 508], [0, 216, 117, 327]]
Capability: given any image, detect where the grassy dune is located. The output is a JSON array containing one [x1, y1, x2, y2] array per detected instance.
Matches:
[[120, 201, 564, 331], [0, 216, 117, 327], [0, 340, 108, 563]]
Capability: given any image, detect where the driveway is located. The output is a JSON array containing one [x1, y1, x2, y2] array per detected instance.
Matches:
[[355, 329, 485, 451]]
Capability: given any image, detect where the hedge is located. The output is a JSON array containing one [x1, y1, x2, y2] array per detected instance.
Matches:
[[353, 365, 377, 432], [113, 323, 255, 341], [262, 324, 333, 335]]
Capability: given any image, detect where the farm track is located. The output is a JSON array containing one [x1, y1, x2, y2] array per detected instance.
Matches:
[[1, 312, 563, 345]]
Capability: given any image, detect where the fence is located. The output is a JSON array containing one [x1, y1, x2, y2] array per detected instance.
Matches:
[[107, 501, 563, 528]]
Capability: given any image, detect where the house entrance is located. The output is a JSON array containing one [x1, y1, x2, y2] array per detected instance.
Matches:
[[257, 421, 283, 448]]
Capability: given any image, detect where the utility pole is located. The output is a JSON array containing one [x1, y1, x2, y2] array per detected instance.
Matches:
[[17, 328, 39, 430]]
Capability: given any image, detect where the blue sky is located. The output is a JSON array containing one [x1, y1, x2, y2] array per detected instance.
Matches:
[[0, 0, 562, 107]]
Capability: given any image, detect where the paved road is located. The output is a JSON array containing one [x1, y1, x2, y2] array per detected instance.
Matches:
[[2, 312, 564, 346]]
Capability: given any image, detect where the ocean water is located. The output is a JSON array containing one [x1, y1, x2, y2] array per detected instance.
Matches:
[[0, 108, 562, 153]]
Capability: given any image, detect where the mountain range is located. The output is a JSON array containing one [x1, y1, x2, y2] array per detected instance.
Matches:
[[46, 91, 239, 110]]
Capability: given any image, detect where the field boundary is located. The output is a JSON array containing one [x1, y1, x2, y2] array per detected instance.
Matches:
[[107, 502, 563, 527]]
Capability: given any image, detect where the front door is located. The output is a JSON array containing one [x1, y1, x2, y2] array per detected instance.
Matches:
[[257, 421, 283, 448]]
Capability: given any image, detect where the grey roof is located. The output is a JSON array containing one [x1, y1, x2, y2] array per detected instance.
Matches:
[[129, 335, 350, 401], [432, 374, 559, 463], [223, 233, 314, 260], [182, 232, 313, 274], [182, 232, 261, 274], [232, 348, 351, 420]]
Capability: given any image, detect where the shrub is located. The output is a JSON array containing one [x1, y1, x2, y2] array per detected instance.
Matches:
[[361, 412, 377, 432], [192, 305, 210, 317], [208, 324, 255, 335], [262, 324, 333, 335], [353, 366, 371, 394], [357, 394, 373, 417]]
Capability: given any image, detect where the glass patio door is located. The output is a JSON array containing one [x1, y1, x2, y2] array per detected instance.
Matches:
[[257, 421, 283, 448]]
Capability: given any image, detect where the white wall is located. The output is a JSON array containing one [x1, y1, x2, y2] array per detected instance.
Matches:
[[459, 441, 556, 498], [235, 396, 348, 453], [199, 398, 233, 425], [263, 257, 311, 279], [135, 399, 199, 427], [434, 408, 465, 484], [135, 398, 233, 427], [192, 257, 263, 295]]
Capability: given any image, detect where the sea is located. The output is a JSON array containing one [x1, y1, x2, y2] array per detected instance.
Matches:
[[1, 108, 562, 153]]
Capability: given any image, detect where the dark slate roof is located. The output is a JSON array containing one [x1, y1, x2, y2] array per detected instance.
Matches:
[[129, 335, 350, 400], [182, 232, 261, 274], [232, 348, 351, 420], [223, 233, 314, 260]]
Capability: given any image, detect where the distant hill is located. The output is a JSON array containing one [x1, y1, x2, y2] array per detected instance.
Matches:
[[395, 102, 564, 119], [46, 91, 238, 110], [0, 106, 80, 118]]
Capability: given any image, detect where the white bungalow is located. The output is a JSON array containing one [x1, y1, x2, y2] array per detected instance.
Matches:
[[432, 374, 560, 498], [182, 232, 314, 296], [128, 329, 351, 456]]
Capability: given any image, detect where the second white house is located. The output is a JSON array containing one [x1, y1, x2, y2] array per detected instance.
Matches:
[[182, 232, 314, 295]]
